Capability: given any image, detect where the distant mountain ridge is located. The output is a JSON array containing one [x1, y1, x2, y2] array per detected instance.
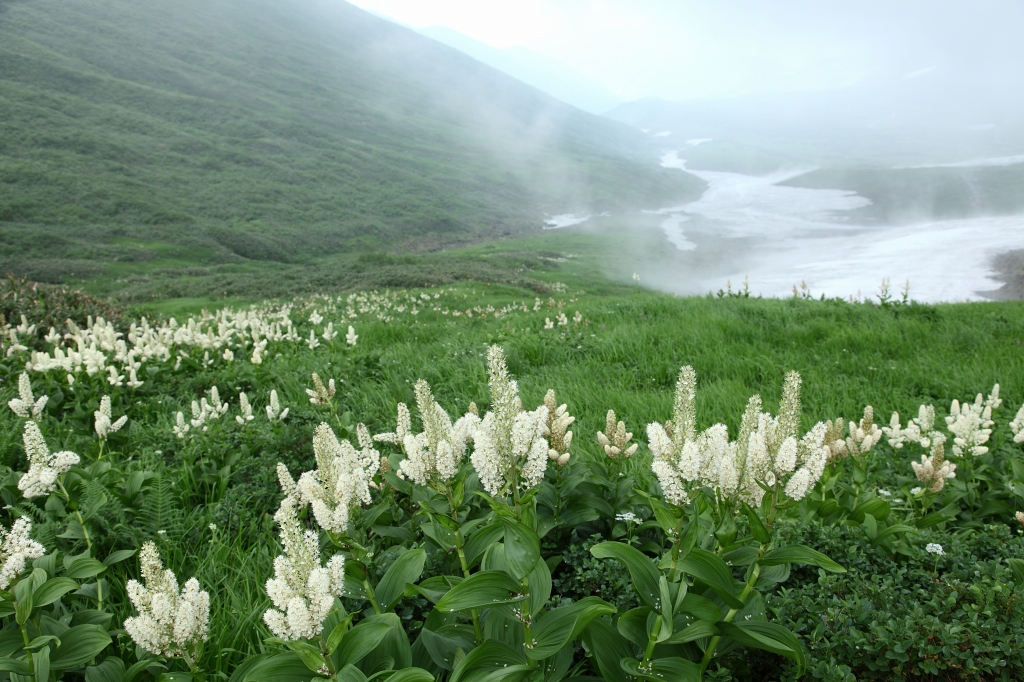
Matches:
[[0, 0, 702, 282]]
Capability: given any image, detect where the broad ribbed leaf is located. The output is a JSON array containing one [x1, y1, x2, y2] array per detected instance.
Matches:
[[450, 640, 527, 682], [677, 548, 743, 608], [376, 549, 426, 611], [464, 523, 504, 568], [590, 542, 660, 609], [582, 618, 634, 682], [64, 558, 107, 580], [50, 624, 112, 670], [759, 545, 845, 573], [334, 620, 392, 669], [434, 571, 525, 612], [620, 656, 701, 682], [85, 657, 127, 682], [527, 597, 616, 660], [716, 621, 806, 675], [33, 578, 79, 608], [664, 620, 718, 644], [231, 653, 319, 682], [500, 520, 541, 581], [382, 669, 435, 682]]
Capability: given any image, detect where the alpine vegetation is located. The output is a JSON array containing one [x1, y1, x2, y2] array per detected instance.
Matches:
[[0, 517, 45, 589], [648, 367, 830, 506], [18, 420, 80, 498], [124, 542, 210, 664], [2, 282, 1024, 682], [469, 345, 551, 496]]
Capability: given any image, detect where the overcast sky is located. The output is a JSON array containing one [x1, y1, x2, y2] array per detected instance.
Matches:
[[346, 0, 1024, 101]]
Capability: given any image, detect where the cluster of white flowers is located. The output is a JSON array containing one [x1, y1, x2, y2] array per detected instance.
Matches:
[[124, 542, 210, 657], [266, 389, 289, 421], [470, 346, 551, 496], [883, 405, 944, 450], [0, 517, 45, 589], [345, 325, 358, 347], [15, 306, 303, 385], [285, 423, 380, 534], [263, 496, 345, 641], [1011, 403, 1024, 444], [188, 386, 229, 431], [542, 390, 574, 467], [649, 368, 829, 506], [1016, 511, 1024, 528], [910, 440, 957, 493], [8, 373, 47, 419], [18, 421, 80, 498], [94, 395, 128, 440], [925, 543, 944, 556], [823, 406, 882, 462], [236, 392, 254, 425], [377, 380, 478, 486], [597, 409, 638, 460], [306, 373, 336, 406], [945, 385, 1000, 457]]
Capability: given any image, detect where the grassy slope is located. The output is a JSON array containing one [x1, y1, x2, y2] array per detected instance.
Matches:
[[5, 278, 1022, 672], [0, 0, 703, 288]]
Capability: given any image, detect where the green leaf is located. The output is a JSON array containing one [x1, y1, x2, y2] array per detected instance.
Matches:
[[870, 524, 917, 546], [14, 576, 34, 625], [337, 664, 368, 682], [334, 620, 392, 669], [664, 620, 719, 644], [646, 495, 681, 534], [85, 657, 127, 682], [657, 576, 673, 634], [0, 657, 32, 675], [742, 503, 771, 544], [915, 513, 951, 529], [34, 577, 79, 608], [418, 625, 471, 671], [378, 669, 434, 682], [582, 618, 634, 682], [33, 646, 50, 682], [616, 607, 651, 648], [450, 640, 527, 682], [51, 624, 112, 670], [124, 658, 161, 682], [375, 549, 426, 611], [852, 497, 890, 522], [527, 597, 616, 660], [620, 657, 701, 682], [64, 558, 107, 580], [716, 621, 806, 675], [283, 640, 327, 674], [102, 550, 137, 566], [357, 613, 412, 674], [326, 614, 356, 655], [433, 570, 525, 612], [233, 653, 326, 682], [406, 575, 462, 604], [759, 545, 846, 573], [500, 519, 541, 581], [590, 542, 660, 609], [677, 548, 743, 608], [1007, 557, 1024, 585], [464, 523, 504, 568]]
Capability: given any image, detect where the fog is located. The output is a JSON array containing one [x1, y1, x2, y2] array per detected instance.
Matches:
[[350, 0, 1024, 301]]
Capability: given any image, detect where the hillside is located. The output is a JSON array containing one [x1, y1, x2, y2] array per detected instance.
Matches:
[[0, 0, 703, 289]]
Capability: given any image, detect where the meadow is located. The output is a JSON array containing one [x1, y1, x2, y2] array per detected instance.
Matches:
[[1, 272, 1023, 682]]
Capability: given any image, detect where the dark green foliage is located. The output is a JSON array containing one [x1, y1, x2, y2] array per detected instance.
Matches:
[[768, 522, 1024, 681]]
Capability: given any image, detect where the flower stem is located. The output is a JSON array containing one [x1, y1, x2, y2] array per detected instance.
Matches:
[[361, 578, 382, 614], [445, 490, 484, 645], [699, 549, 765, 674], [641, 614, 663, 667]]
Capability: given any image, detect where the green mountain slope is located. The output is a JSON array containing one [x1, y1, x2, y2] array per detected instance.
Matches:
[[0, 0, 702, 286]]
